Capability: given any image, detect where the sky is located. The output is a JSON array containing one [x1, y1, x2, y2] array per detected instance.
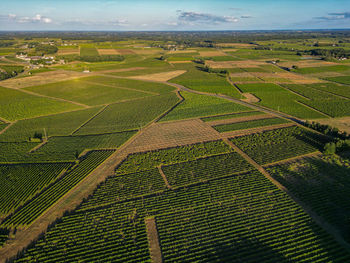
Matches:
[[0, 0, 349, 31]]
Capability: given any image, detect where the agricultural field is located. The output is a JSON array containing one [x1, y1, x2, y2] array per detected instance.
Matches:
[[1, 31, 350, 262], [213, 117, 290, 133], [160, 91, 251, 121], [267, 155, 350, 242], [230, 126, 327, 165]]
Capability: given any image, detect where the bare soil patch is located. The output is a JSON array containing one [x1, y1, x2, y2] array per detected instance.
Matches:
[[242, 93, 260, 103], [251, 72, 324, 84], [128, 70, 186, 82], [168, 50, 197, 54], [278, 60, 339, 69]]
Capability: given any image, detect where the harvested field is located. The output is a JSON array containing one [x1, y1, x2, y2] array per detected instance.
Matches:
[[207, 60, 266, 69], [125, 119, 220, 153], [116, 49, 136, 55], [128, 70, 186, 82], [242, 93, 260, 103], [199, 50, 228, 57], [97, 49, 120, 55], [278, 60, 339, 69], [0, 70, 87, 89], [168, 61, 192, 64], [251, 72, 324, 84]]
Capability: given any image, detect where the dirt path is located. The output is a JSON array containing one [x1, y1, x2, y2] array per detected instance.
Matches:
[[0, 121, 16, 135], [145, 216, 163, 263], [158, 166, 172, 189], [224, 138, 350, 252]]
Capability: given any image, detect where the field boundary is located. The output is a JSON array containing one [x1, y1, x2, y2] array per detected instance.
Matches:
[[157, 166, 172, 189]]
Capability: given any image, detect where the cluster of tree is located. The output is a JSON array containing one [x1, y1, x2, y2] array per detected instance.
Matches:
[[304, 121, 350, 155], [35, 44, 58, 55], [2, 30, 350, 46], [0, 66, 24, 80], [324, 140, 350, 155], [0, 41, 15, 47], [307, 48, 350, 59], [196, 65, 228, 75]]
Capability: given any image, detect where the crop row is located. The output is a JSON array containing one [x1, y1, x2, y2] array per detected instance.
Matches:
[[0, 162, 72, 217], [162, 152, 254, 187], [116, 140, 233, 175], [230, 126, 326, 165], [156, 198, 349, 263], [267, 155, 350, 242], [213, 117, 289, 133], [14, 168, 350, 262], [2, 150, 114, 228]]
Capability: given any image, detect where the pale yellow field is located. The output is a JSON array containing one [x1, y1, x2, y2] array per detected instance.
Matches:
[[199, 50, 228, 57], [97, 49, 120, 55], [128, 70, 186, 82]]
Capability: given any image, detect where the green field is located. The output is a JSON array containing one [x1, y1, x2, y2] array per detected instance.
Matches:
[[230, 126, 327, 165], [0, 86, 82, 121], [24, 79, 151, 106], [2, 32, 350, 262], [236, 83, 325, 119], [267, 155, 350, 242], [213, 117, 289, 133], [161, 91, 251, 121], [75, 93, 179, 134], [0, 107, 102, 142], [171, 63, 242, 99]]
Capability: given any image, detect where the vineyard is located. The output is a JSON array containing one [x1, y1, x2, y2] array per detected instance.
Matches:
[[0, 162, 72, 216], [230, 126, 326, 165], [213, 117, 289, 133], [115, 140, 233, 175], [1, 150, 114, 228], [13, 170, 350, 262], [267, 155, 350, 242], [1, 32, 350, 262]]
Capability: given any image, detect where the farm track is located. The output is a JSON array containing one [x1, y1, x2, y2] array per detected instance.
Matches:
[[157, 166, 172, 189], [223, 138, 350, 253], [0, 121, 16, 135], [145, 217, 163, 263]]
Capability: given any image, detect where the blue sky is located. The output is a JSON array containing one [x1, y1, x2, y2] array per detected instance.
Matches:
[[0, 0, 349, 31]]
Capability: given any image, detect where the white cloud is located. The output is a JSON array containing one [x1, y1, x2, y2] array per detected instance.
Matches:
[[178, 11, 239, 24], [7, 13, 53, 24]]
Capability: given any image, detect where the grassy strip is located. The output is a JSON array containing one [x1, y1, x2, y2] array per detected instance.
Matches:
[[214, 118, 289, 133]]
